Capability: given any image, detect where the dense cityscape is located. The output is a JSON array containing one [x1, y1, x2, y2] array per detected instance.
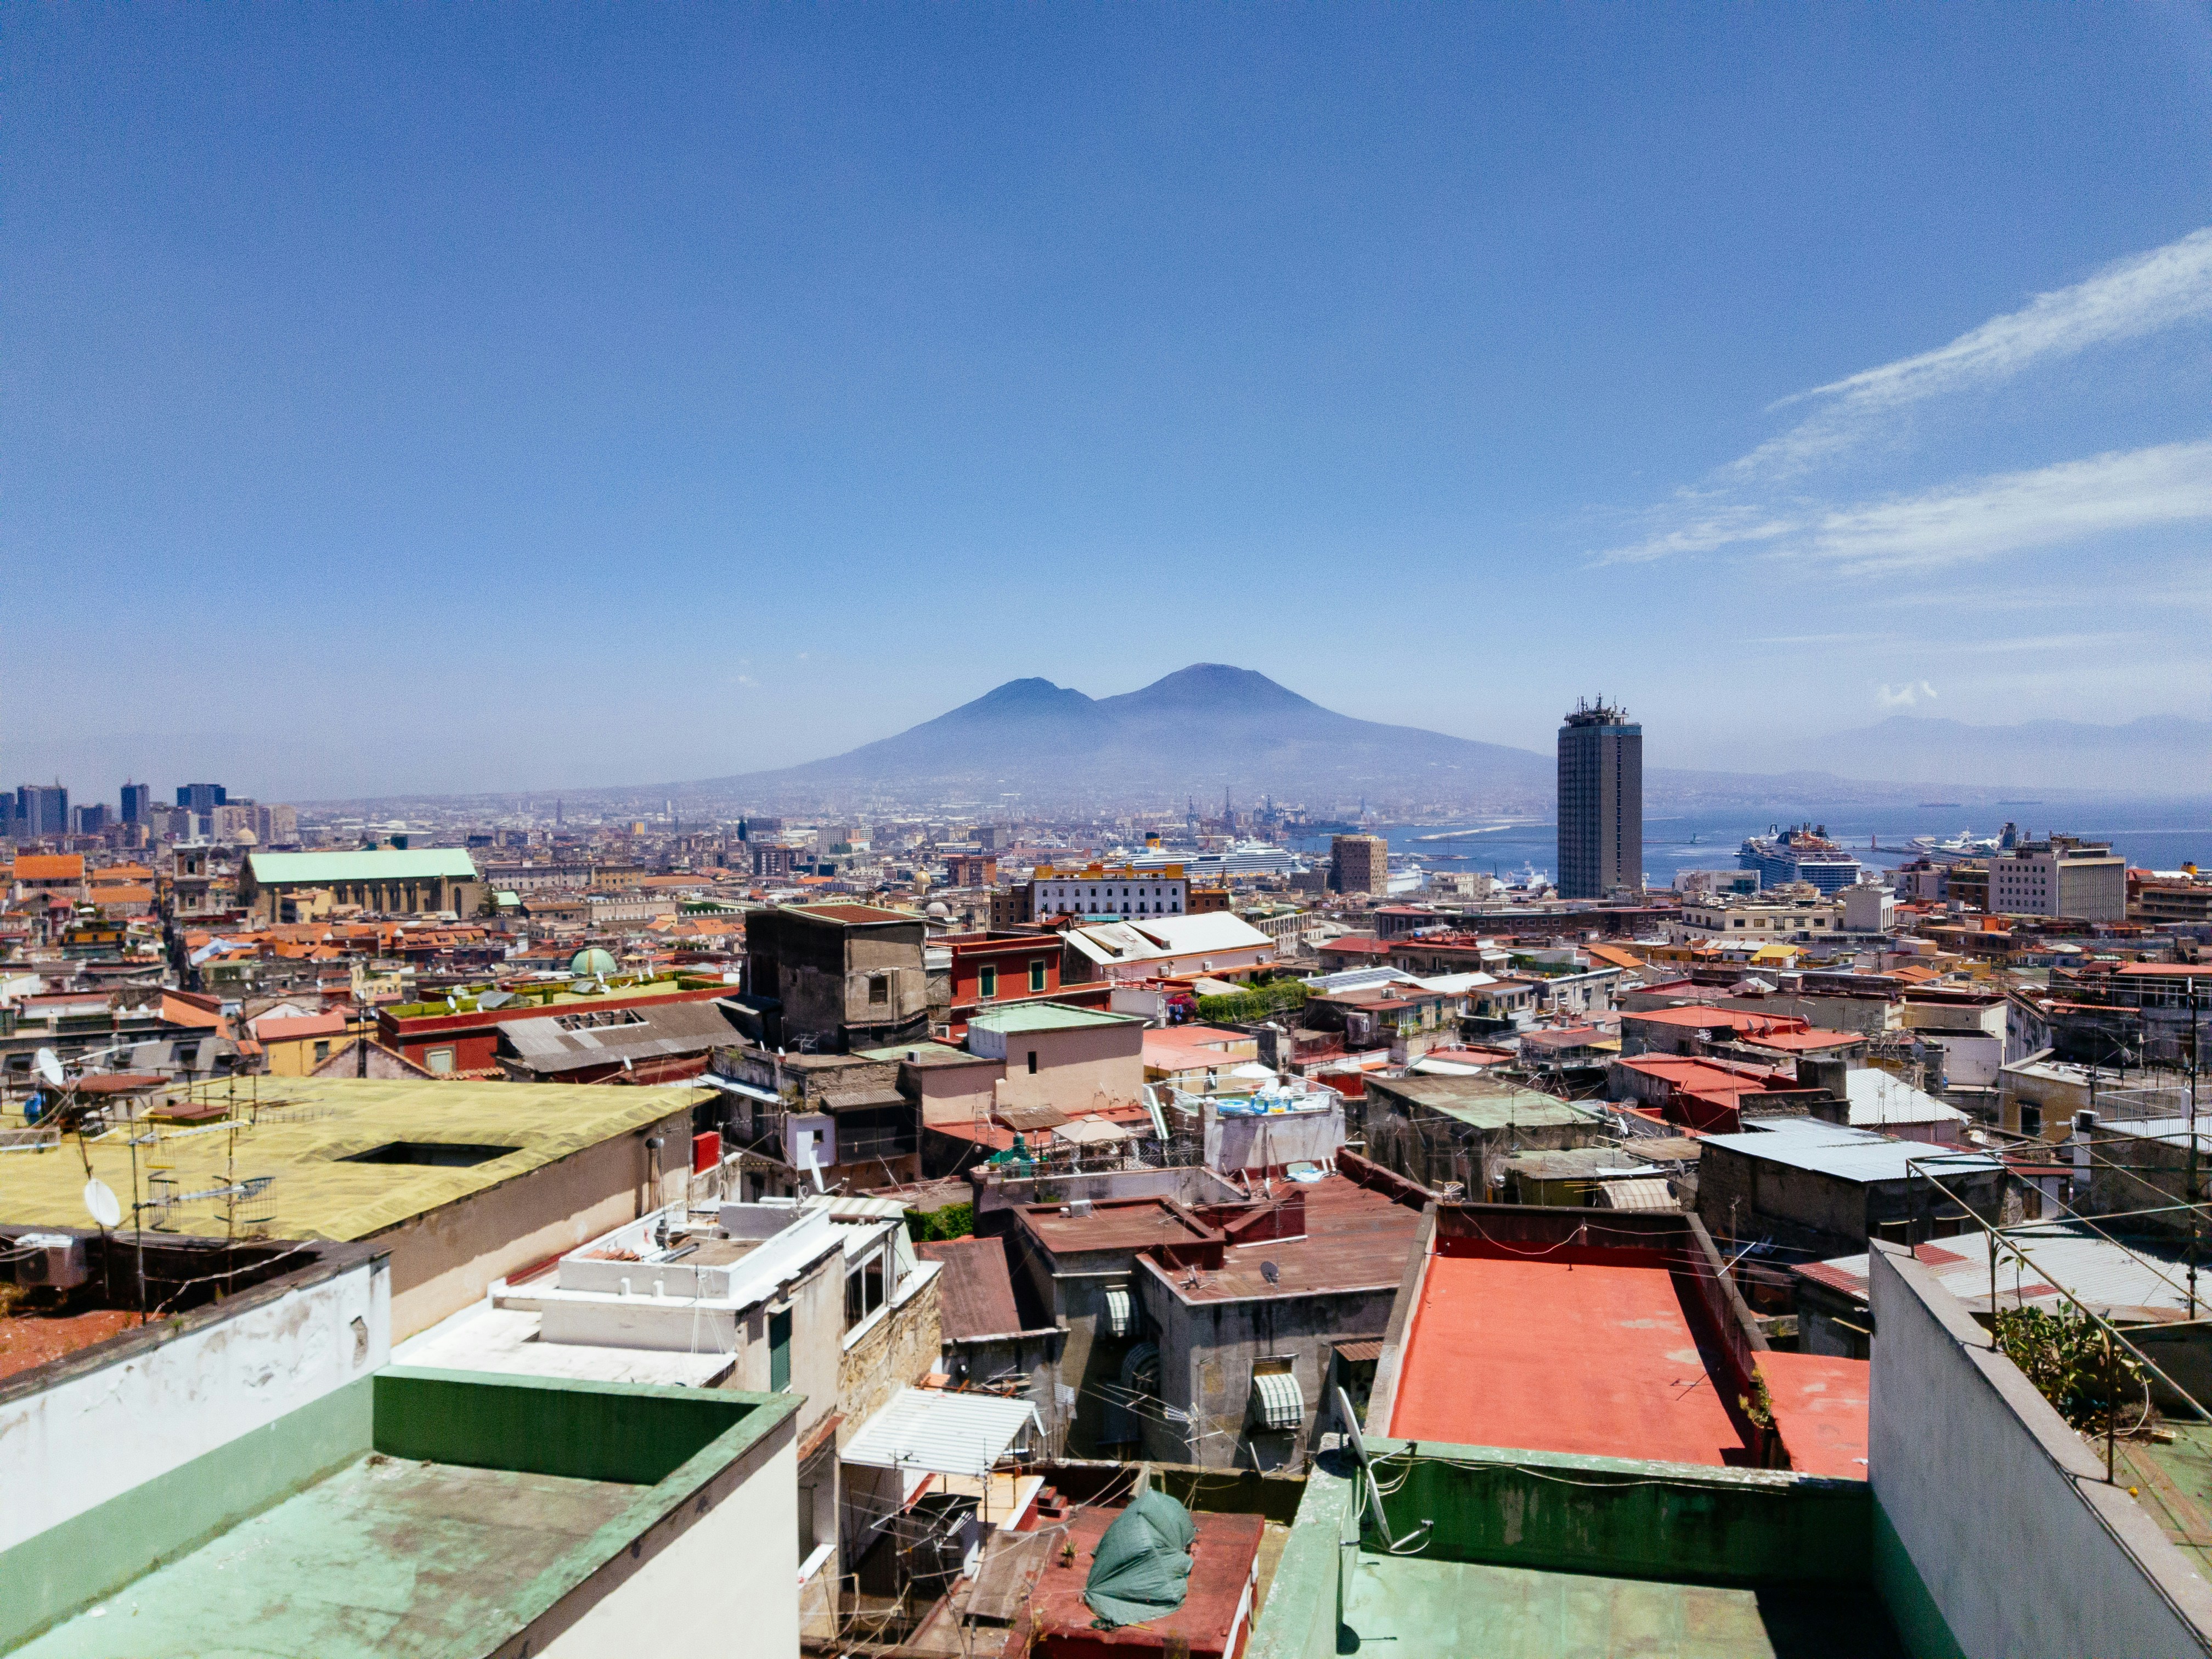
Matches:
[[3, 689, 2209, 1658], [8, 9, 2212, 1658]]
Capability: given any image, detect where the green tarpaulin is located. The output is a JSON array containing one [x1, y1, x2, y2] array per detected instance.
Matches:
[[1082, 1488, 1196, 1628]]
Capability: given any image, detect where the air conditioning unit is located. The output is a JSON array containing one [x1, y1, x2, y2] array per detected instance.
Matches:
[[5, 1232, 89, 1290]]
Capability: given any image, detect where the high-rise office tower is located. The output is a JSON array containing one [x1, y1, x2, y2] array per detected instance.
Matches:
[[120, 782, 152, 825], [16, 783, 70, 839], [177, 782, 227, 814], [1330, 833, 1391, 895], [1557, 698, 1642, 899]]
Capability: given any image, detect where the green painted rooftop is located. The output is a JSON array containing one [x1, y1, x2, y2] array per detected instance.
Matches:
[[246, 849, 479, 884], [968, 1001, 1138, 1033], [1330, 1552, 1900, 1658], [15, 1455, 640, 1659]]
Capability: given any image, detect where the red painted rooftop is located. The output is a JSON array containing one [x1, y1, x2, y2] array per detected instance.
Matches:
[[1390, 1240, 1754, 1466], [1757, 1351, 1870, 1480], [1024, 1503, 1263, 1659]]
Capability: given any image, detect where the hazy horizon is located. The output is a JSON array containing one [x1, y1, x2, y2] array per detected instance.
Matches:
[[6, 8, 2209, 801]]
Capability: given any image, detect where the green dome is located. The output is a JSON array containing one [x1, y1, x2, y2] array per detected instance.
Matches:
[[570, 947, 619, 978]]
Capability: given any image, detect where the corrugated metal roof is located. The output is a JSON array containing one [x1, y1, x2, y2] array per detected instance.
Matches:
[[1844, 1070, 1968, 1128], [1250, 1371, 1304, 1431], [1803, 1226, 2200, 1318], [1600, 1178, 1678, 1212], [840, 1386, 1041, 1476], [1700, 1128, 2004, 1184]]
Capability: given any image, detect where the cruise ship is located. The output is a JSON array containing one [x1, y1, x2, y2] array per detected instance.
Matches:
[[1118, 838, 1308, 880], [1737, 824, 1864, 894]]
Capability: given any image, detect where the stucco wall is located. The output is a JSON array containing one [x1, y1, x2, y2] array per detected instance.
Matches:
[[0, 1254, 390, 1555], [381, 1109, 691, 1338], [1869, 1245, 2212, 1658], [980, 1022, 1143, 1114]]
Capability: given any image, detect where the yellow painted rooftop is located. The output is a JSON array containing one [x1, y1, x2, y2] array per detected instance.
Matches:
[[0, 1077, 704, 1242]]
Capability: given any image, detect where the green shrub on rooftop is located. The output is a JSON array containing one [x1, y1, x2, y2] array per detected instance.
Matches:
[[904, 1201, 975, 1243], [1196, 980, 1310, 1025]]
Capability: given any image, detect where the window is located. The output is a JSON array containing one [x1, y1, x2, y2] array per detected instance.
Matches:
[[1027, 1049, 1038, 1075], [867, 974, 888, 1006], [1029, 960, 1047, 994], [845, 1252, 886, 1328], [769, 1307, 792, 1391], [426, 1047, 455, 1075], [979, 964, 998, 999], [313, 1040, 330, 1063]]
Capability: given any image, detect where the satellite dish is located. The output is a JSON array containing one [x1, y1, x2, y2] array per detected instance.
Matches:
[[34, 1048, 64, 1088], [1260, 1260, 1280, 1286], [83, 1178, 122, 1229]]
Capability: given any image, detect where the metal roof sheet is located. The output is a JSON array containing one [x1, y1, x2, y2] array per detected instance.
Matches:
[[1599, 1177, 1679, 1211], [1802, 1226, 2199, 1318], [1699, 1128, 2002, 1183], [840, 1387, 1041, 1476]]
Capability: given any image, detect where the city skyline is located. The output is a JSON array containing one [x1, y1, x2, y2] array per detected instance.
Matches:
[[4, 8, 2209, 797]]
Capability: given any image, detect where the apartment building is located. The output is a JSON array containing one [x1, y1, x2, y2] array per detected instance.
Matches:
[[1987, 835, 2126, 922]]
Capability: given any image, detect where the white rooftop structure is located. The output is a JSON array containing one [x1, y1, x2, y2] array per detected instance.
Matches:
[[841, 1386, 1043, 1478]]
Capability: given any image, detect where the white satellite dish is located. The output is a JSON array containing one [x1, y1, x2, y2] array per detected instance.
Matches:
[[83, 1178, 122, 1229], [34, 1048, 64, 1089]]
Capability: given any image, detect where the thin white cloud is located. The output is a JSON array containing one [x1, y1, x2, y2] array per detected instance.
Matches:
[[1803, 439, 2212, 574], [1606, 438, 2212, 572], [1795, 228, 2212, 412], [1876, 681, 1938, 709], [1736, 226, 2212, 476]]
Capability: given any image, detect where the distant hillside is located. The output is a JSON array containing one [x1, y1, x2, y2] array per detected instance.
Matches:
[[691, 664, 1557, 810], [1726, 714, 2212, 794]]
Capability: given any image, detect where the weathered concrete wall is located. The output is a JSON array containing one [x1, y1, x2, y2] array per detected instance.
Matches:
[[1869, 1246, 2212, 1658], [383, 1107, 692, 1338], [0, 1257, 391, 1649], [0, 1252, 390, 1555], [1138, 1266, 1402, 1470], [727, 1248, 845, 1446], [838, 1268, 944, 1444]]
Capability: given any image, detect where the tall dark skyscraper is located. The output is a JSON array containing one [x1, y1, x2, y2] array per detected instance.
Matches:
[[177, 782, 227, 813], [120, 782, 152, 825], [16, 783, 70, 839], [1557, 698, 1642, 899]]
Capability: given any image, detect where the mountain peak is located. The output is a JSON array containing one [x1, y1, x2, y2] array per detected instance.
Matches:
[[966, 676, 1091, 712], [1104, 663, 1323, 715]]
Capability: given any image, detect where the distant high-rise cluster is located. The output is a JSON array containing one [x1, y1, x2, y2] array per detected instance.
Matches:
[[1556, 697, 1641, 898]]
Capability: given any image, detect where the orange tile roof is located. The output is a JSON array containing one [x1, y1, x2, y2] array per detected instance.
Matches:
[[14, 855, 84, 881]]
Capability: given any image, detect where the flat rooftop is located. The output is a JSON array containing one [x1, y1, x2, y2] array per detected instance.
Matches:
[[15, 1369, 797, 1659], [1390, 1247, 1751, 1466], [1333, 1551, 1899, 1658], [1022, 1198, 1218, 1256], [16, 1454, 641, 1658], [0, 1077, 702, 1242], [1366, 1076, 1596, 1131], [1153, 1174, 1427, 1304]]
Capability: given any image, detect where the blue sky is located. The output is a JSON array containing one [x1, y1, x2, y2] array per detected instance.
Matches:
[[6, 5, 2211, 801]]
